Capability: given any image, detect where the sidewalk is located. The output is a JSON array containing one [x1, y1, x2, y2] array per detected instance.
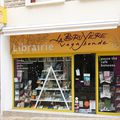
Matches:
[[0, 115, 120, 120], [0, 110, 120, 120]]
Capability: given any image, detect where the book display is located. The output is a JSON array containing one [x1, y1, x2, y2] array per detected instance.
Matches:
[[115, 75, 120, 112], [99, 71, 115, 112], [14, 57, 72, 111], [98, 56, 120, 113], [14, 70, 32, 107]]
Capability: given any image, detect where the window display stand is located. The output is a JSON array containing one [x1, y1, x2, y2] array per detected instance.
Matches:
[[34, 66, 70, 110]]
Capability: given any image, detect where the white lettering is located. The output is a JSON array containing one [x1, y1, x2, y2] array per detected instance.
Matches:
[[12, 44, 54, 52], [31, 45, 37, 51], [49, 45, 54, 51], [13, 44, 18, 52], [21, 44, 27, 52]]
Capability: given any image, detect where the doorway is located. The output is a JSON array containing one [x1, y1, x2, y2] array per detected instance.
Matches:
[[74, 54, 96, 114]]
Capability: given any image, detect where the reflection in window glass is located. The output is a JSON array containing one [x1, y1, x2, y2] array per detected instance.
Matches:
[[14, 57, 72, 111], [98, 56, 120, 113]]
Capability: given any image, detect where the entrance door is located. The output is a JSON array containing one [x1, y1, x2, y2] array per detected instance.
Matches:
[[74, 54, 96, 114]]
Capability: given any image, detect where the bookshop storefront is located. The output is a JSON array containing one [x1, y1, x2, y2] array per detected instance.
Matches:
[[10, 27, 120, 116]]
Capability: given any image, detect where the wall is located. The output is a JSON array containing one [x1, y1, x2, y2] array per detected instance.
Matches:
[[0, 36, 12, 112], [5, 0, 120, 29]]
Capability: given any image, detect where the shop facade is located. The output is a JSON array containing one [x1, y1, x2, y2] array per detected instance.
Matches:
[[9, 27, 120, 115], [1, 0, 120, 117]]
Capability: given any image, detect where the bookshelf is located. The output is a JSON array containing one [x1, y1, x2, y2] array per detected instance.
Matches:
[[34, 66, 71, 110]]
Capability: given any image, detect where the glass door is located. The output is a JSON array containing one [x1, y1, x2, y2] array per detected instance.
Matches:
[[74, 54, 96, 114]]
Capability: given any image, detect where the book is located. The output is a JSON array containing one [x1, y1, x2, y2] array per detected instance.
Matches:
[[90, 100, 96, 110], [79, 101, 83, 107], [100, 85, 111, 98], [76, 69, 80, 76], [84, 73, 90, 86]]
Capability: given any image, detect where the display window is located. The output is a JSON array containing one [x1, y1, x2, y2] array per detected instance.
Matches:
[[97, 54, 120, 115], [13, 53, 120, 115], [13, 56, 73, 111]]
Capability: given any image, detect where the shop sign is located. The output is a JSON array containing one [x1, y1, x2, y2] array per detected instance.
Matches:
[[10, 27, 120, 54], [0, 6, 7, 24]]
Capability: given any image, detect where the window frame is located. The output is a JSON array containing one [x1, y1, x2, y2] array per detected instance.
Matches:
[[12, 54, 74, 112], [25, 0, 65, 6]]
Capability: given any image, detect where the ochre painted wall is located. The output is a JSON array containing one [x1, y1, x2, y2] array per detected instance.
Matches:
[[10, 27, 120, 55]]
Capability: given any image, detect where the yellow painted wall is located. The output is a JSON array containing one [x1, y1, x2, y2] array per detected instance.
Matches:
[[10, 27, 120, 55], [0, 6, 7, 24]]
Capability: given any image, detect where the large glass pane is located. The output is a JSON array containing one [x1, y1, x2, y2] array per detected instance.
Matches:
[[98, 55, 120, 113], [14, 57, 72, 111]]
